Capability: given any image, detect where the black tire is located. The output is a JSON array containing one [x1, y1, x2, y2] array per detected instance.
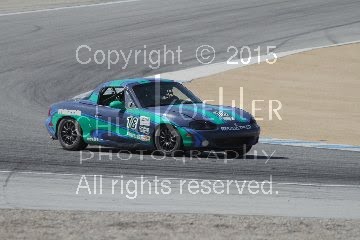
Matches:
[[154, 124, 182, 156], [58, 118, 88, 151], [225, 145, 252, 158]]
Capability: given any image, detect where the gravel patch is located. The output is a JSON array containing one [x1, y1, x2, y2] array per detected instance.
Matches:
[[1, 209, 359, 240]]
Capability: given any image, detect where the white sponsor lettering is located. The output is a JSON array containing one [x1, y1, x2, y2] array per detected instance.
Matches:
[[213, 111, 235, 121], [140, 116, 150, 126], [127, 132, 151, 142], [221, 123, 251, 131], [58, 109, 81, 116], [86, 137, 100, 142], [139, 126, 150, 135]]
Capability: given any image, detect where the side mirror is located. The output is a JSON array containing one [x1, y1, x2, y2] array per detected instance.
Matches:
[[109, 101, 126, 111]]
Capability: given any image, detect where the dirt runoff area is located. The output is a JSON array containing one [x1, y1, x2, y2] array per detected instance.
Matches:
[[0, 209, 359, 240], [0, 0, 116, 13], [185, 43, 360, 146]]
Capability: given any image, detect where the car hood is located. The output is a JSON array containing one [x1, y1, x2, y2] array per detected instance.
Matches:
[[145, 103, 253, 125]]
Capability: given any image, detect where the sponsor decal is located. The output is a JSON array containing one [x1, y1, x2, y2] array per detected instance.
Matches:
[[213, 111, 235, 121], [58, 109, 81, 116], [140, 135, 151, 142], [221, 123, 251, 131], [86, 137, 100, 142], [139, 126, 150, 135], [140, 116, 150, 126], [127, 132, 151, 142], [127, 116, 139, 130]]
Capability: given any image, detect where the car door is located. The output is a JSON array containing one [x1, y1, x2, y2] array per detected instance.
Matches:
[[122, 89, 148, 143], [94, 87, 139, 146]]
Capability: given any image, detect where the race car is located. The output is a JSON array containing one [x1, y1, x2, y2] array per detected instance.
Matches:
[[45, 78, 260, 156]]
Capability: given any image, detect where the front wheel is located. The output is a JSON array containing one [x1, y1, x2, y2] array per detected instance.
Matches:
[[154, 124, 182, 156], [58, 118, 88, 151]]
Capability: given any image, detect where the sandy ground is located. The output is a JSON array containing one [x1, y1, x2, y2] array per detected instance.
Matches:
[[1, 209, 359, 240], [0, 0, 115, 13], [186, 43, 360, 145]]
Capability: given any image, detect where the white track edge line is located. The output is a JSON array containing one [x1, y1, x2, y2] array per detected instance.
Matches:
[[259, 138, 360, 152], [0, 0, 141, 17]]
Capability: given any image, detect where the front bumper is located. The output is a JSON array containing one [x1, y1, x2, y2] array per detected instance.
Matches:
[[183, 124, 260, 150]]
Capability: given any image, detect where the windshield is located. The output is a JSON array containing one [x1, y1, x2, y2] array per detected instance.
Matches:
[[132, 82, 202, 108]]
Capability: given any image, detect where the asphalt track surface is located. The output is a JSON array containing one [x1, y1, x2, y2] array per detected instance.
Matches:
[[0, 0, 359, 215]]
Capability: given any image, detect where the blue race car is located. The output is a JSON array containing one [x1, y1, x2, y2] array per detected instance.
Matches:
[[45, 78, 260, 156]]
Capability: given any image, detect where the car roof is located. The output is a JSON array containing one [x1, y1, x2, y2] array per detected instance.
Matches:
[[102, 78, 174, 88], [86, 78, 176, 103]]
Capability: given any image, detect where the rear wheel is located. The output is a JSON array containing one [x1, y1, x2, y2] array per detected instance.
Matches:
[[154, 124, 182, 156], [226, 145, 252, 158], [58, 118, 87, 151]]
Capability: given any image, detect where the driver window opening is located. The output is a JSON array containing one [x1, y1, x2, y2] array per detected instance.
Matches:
[[132, 82, 202, 108], [98, 87, 124, 106]]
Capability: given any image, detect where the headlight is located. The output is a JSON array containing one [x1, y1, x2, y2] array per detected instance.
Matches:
[[189, 120, 217, 130]]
